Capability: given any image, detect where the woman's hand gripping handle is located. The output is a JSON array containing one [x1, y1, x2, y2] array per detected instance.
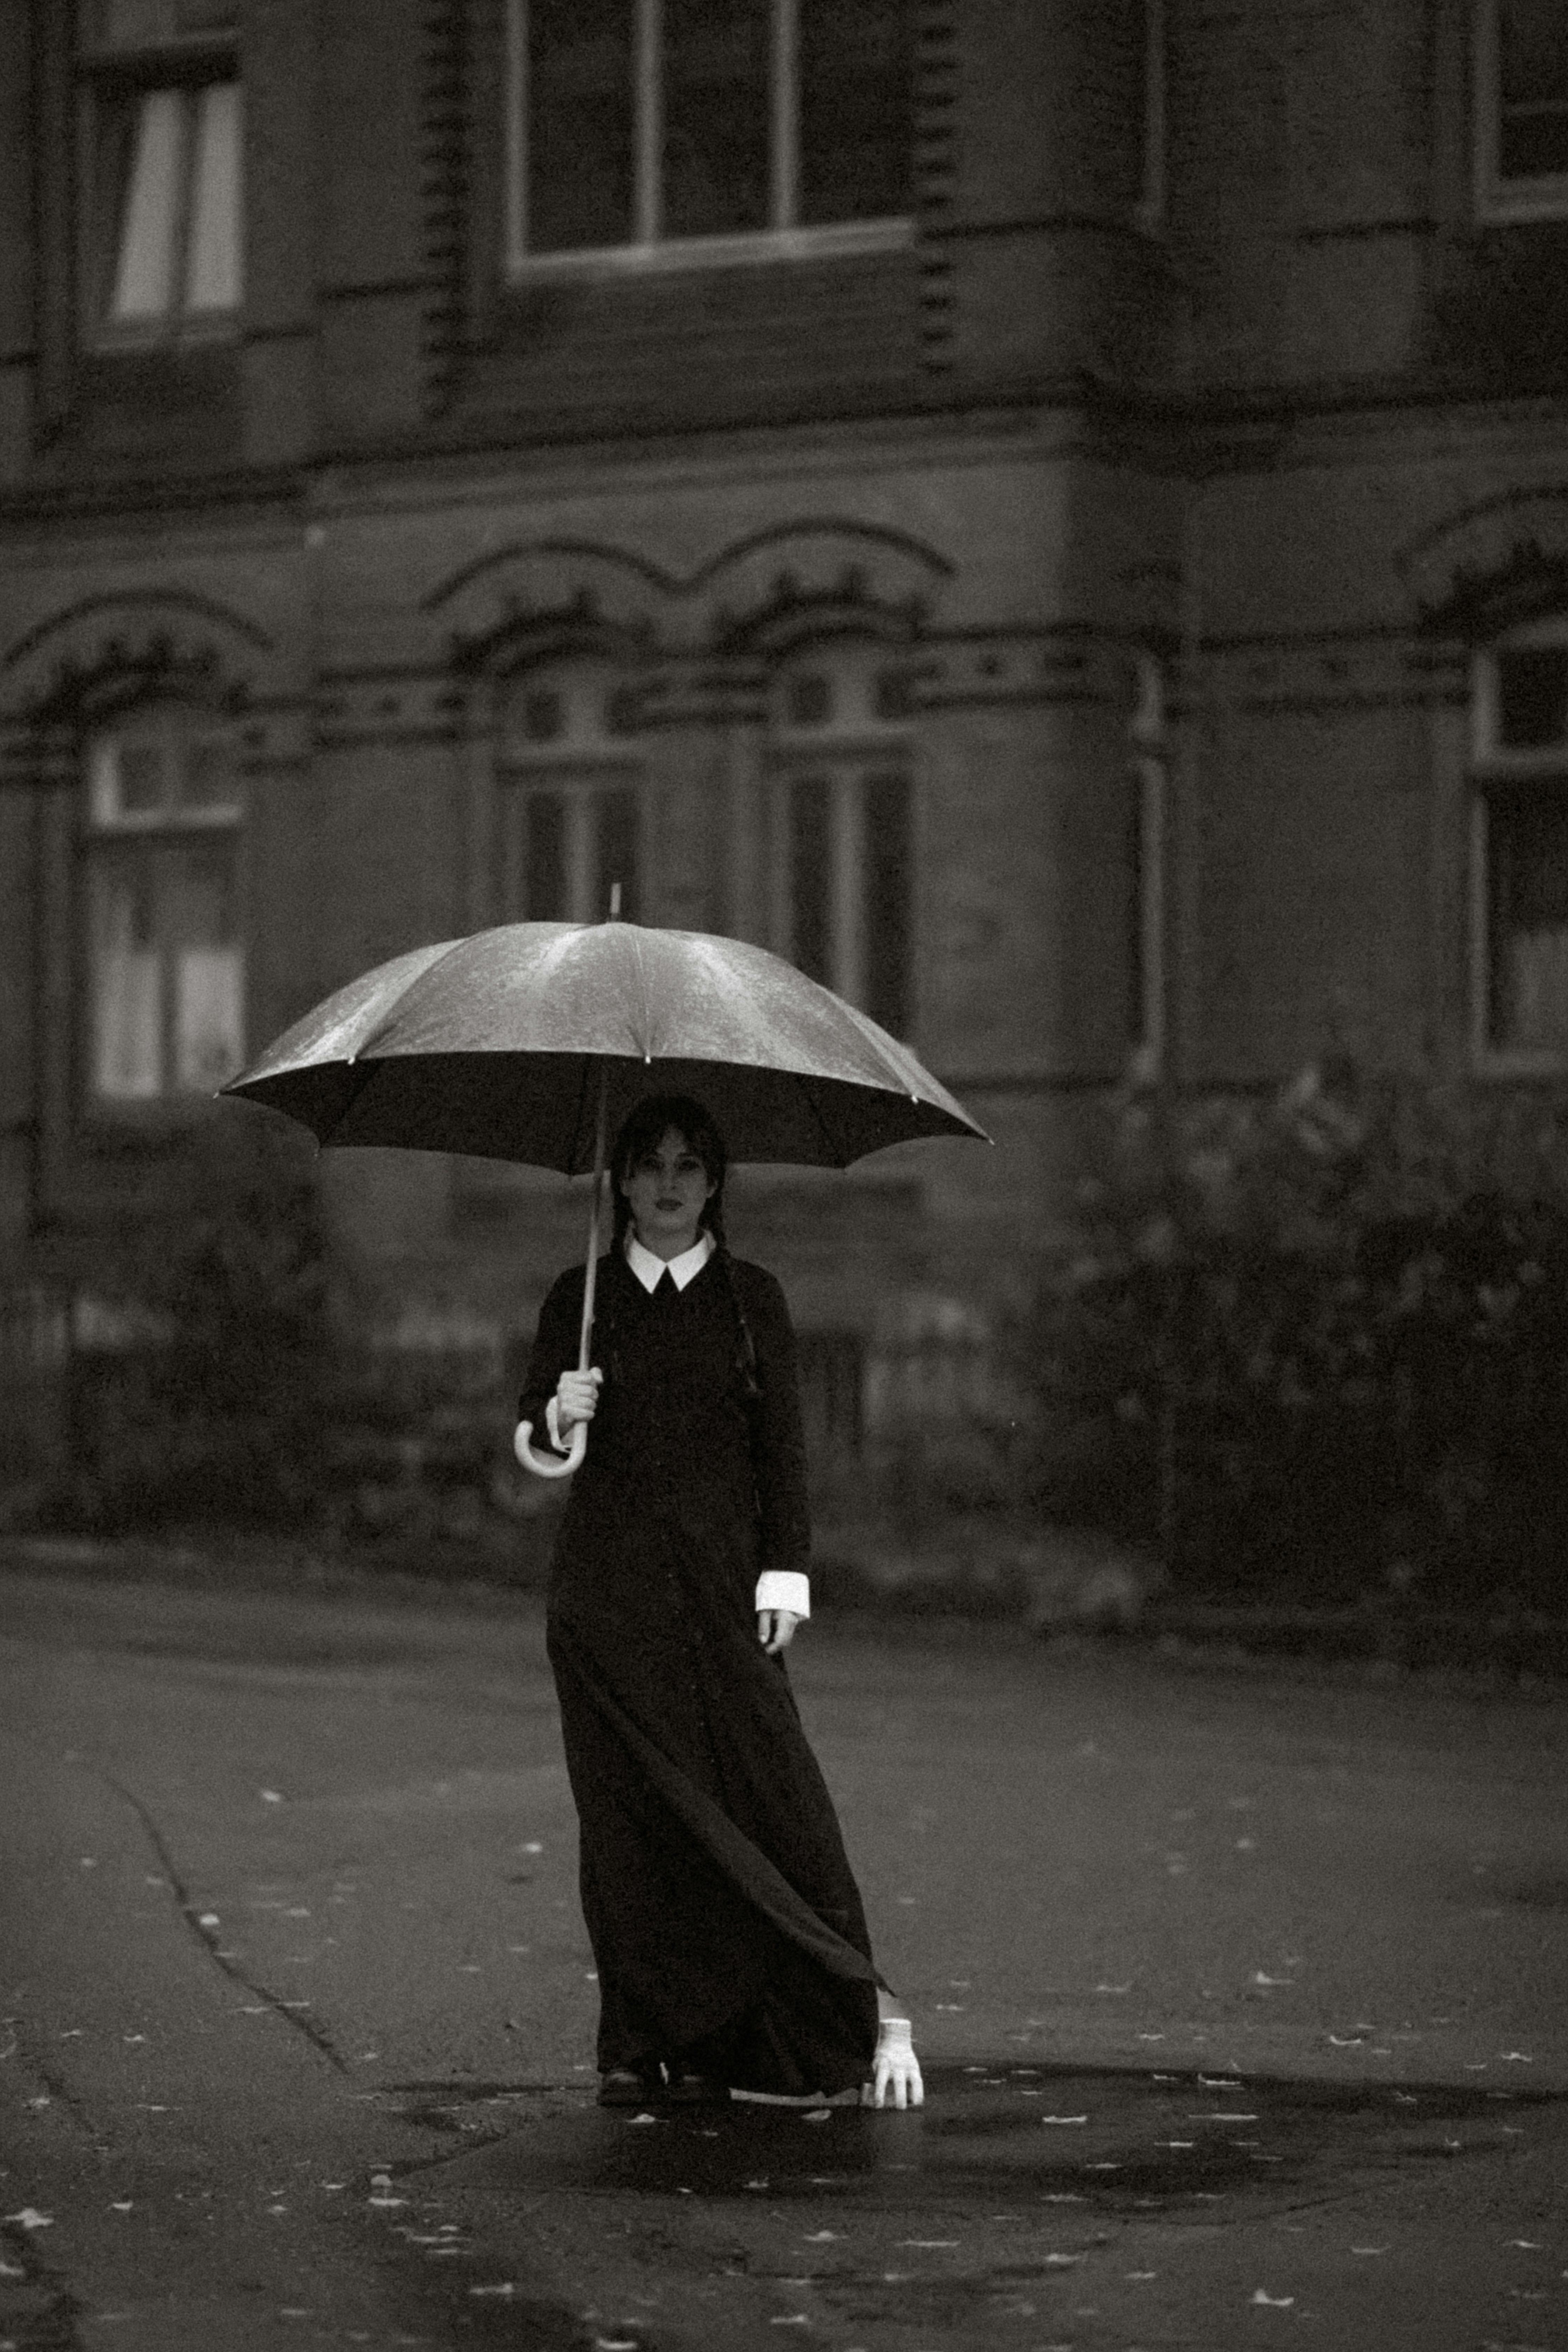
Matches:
[[514, 1367, 602, 1480], [864, 2015, 924, 2109]]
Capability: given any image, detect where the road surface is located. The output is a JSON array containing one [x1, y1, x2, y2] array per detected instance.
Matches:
[[1, 1568, 1564, 2350]]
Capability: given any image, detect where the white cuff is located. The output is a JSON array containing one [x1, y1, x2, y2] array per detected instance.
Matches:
[[756, 1570, 810, 1619], [545, 1395, 568, 1453]]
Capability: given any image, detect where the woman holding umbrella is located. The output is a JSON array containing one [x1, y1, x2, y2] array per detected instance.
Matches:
[[518, 1091, 923, 2112]]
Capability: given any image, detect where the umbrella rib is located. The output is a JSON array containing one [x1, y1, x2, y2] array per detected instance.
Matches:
[[349, 932, 481, 1062], [627, 924, 653, 1060]]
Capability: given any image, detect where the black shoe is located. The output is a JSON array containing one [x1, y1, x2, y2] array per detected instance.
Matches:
[[597, 2067, 662, 2108], [664, 2069, 730, 2107]]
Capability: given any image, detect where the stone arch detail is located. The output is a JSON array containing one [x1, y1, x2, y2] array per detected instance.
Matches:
[[0, 590, 270, 724], [1400, 488, 1568, 637], [698, 520, 952, 653], [427, 540, 670, 670], [427, 521, 954, 667]]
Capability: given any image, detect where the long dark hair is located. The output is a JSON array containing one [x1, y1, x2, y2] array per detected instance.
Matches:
[[603, 1093, 760, 1401]]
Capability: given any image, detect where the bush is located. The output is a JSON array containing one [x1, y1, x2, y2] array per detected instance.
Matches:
[[65, 1115, 339, 1531], [1015, 1052, 1568, 1612]]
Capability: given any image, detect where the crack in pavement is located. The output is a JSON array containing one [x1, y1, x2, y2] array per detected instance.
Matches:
[[105, 1775, 350, 2077]]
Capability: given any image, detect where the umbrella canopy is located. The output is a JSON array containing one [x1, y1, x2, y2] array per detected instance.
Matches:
[[222, 918, 990, 1168]]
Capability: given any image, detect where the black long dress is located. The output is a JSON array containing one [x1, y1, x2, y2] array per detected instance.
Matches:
[[518, 1244, 882, 2096]]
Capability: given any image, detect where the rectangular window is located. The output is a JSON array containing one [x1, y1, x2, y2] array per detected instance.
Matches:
[[1484, 789, 1568, 1053], [504, 777, 643, 924], [1134, 0, 1167, 231], [775, 762, 912, 1036], [85, 720, 244, 1104], [1471, 637, 1568, 1064], [507, 0, 912, 270], [79, 1, 242, 340], [1478, 0, 1568, 219], [1128, 654, 1168, 1075]]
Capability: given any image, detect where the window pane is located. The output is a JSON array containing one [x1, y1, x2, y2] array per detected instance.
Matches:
[[1499, 0, 1568, 178], [526, 0, 635, 252], [184, 81, 242, 311], [91, 862, 163, 1099], [1489, 791, 1568, 1049], [863, 769, 911, 1035], [519, 687, 565, 744], [106, 88, 184, 321], [90, 737, 166, 823], [786, 672, 833, 728], [179, 737, 239, 814], [168, 845, 242, 1090], [789, 773, 832, 986], [799, 0, 912, 225], [1128, 766, 1148, 1048], [1496, 646, 1568, 749], [663, 0, 771, 237], [524, 789, 568, 918], [595, 786, 640, 923]]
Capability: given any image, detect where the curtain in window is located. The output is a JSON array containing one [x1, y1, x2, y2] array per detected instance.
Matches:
[[170, 847, 243, 1090], [92, 867, 163, 1099], [102, 79, 242, 324], [108, 89, 183, 320], [185, 82, 242, 311]]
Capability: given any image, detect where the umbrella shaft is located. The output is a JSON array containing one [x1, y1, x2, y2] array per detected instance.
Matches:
[[577, 1065, 610, 1372]]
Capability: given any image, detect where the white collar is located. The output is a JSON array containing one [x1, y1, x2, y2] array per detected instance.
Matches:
[[624, 1227, 715, 1293]]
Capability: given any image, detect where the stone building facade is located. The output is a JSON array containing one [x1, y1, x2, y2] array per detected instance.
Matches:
[[2, 0, 1567, 1474]]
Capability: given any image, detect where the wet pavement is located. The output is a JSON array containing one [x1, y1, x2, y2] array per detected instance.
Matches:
[[337, 2059, 1568, 2351], [2, 1567, 1567, 2349]]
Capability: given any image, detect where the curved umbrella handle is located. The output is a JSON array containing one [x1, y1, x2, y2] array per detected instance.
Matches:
[[514, 1417, 586, 1479]]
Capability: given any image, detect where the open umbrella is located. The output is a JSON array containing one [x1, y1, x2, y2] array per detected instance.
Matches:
[[222, 912, 990, 1474]]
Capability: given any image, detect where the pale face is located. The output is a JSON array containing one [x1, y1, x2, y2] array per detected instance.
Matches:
[[618, 1126, 717, 1260]]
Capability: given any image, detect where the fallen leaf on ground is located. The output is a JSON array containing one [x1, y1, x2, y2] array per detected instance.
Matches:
[[1252, 2290, 1295, 2307]]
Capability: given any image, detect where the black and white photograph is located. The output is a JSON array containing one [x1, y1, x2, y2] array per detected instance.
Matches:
[[2, 3, 1567, 2346]]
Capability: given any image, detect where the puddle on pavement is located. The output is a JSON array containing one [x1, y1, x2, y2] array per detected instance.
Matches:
[[346, 2065, 1567, 2350], [385, 2059, 1560, 2212]]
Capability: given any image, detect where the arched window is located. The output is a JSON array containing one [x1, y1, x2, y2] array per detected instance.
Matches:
[[498, 658, 648, 924], [83, 702, 244, 1101], [767, 641, 914, 1037], [1471, 624, 1568, 1064]]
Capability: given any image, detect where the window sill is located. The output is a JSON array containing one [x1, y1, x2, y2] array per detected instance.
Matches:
[[1470, 1047, 1568, 1081], [1475, 180, 1568, 227], [84, 317, 243, 356], [506, 216, 912, 285]]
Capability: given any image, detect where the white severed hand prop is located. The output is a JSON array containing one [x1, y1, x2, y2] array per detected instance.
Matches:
[[864, 2015, 924, 2109]]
